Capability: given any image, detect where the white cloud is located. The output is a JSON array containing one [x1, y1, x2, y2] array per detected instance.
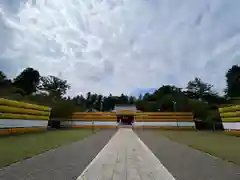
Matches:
[[0, 0, 239, 96]]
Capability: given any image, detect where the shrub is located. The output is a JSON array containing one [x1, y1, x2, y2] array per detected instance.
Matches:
[[50, 100, 76, 119]]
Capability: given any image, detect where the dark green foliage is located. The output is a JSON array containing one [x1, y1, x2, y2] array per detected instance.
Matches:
[[225, 65, 240, 98], [0, 71, 6, 82], [186, 77, 216, 100], [188, 99, 210, 119], [39, 76, 70, 99], [0, 71, 11, 87], [50, 100, 76, 119], [13, 68, 40, 95]]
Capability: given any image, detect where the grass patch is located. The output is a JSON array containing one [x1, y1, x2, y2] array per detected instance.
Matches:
[[158, 130, 240, 165], [0, 129, 95, 168]]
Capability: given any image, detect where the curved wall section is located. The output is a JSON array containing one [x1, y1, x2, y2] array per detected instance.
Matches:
[[0, 98, 50, 135], [219, 105, 240, 135]]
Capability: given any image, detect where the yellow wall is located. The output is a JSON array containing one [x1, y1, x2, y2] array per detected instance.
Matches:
[[71, 111, 195, 129], [71, 112, 116, 121], [0, 105, 50, 116], [71, 112, 194, 122], [0, 98, 50, 135], [0, 98, 50, 120], [135, 112, 193, 122], [0, 98, 49, 111], [219, 105, 240, 134]]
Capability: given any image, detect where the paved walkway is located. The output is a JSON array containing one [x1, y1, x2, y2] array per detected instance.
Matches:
[[77, 128, 175, 180]]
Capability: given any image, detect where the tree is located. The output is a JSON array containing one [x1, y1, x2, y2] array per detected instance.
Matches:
[[0, 71, 6, 82], [0, 71, 11, 86], [39, 75, 70, 99], [129, 96, 136, 104], [85, 92, 99, 109], [186, 77, 215, 100], [95, 94, 103, 111], [0, 71, 13, 96], [225, 65, 240, 98], [158, 94, 175, 112], [188, 99, 210, 120], [119, 93, 129, 104], [13, 68, 40, 95], [152, 85, 181, 100]]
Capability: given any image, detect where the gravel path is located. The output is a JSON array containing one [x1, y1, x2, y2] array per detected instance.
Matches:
[[136, 129, 240, 180], [0, 129, 116, 180]]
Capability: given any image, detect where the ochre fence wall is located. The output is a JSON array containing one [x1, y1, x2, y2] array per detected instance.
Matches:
[[71, 112, 117, 128], [0, 98, 51, 135], [219, 105, 240, 135], [71, 111, 195, 130], [135, 112, 195, 130]]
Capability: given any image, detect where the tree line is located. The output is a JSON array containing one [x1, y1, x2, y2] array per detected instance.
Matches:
[[0, 65, 239, 129]]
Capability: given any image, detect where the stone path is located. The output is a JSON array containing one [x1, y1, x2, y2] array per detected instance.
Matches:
[[77, 128, 175, 180]]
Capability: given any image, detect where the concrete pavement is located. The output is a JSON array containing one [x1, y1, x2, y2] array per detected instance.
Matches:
[[77, 128, 175, 180]]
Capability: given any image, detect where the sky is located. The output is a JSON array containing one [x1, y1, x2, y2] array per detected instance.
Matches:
[[0, 0, 239, 97]]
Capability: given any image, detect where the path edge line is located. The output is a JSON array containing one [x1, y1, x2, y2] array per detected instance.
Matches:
[[76, 129, 119, 180], [134, 131, 176, 180]]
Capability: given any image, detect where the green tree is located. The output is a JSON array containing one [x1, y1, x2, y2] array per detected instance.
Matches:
[[72, 95, 87, 111], [50, 99, 76, 119], [85, 92, 99, 110], [39, 75, 70, 99], [13, 68, 40, 95], [151, 85, 181, 100], [119, 93, 129, 104], [188, 99, 210, 120], [186, 77, 215, 100], [225, 65, 240, 98], [158, 94, 175, 112], [0, 71, 13, 96], [0, 71, 11, 86], [90, 93, 98, 109], [0, 71, 6, 82], [106, 94, 116, 110], [129, 96, 136, 104]]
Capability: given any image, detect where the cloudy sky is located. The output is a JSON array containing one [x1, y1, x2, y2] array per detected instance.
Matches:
[[0, 0, 239, 96]]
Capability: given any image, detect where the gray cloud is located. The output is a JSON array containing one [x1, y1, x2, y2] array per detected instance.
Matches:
[[0, 0, 239, 96]]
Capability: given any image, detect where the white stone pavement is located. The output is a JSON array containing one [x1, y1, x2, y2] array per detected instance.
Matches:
[[77, 128, 175, 180]]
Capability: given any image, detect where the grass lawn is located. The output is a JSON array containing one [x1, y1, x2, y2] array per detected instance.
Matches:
[[158, 130, 240, 165], [0, 129, 95, 168]]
